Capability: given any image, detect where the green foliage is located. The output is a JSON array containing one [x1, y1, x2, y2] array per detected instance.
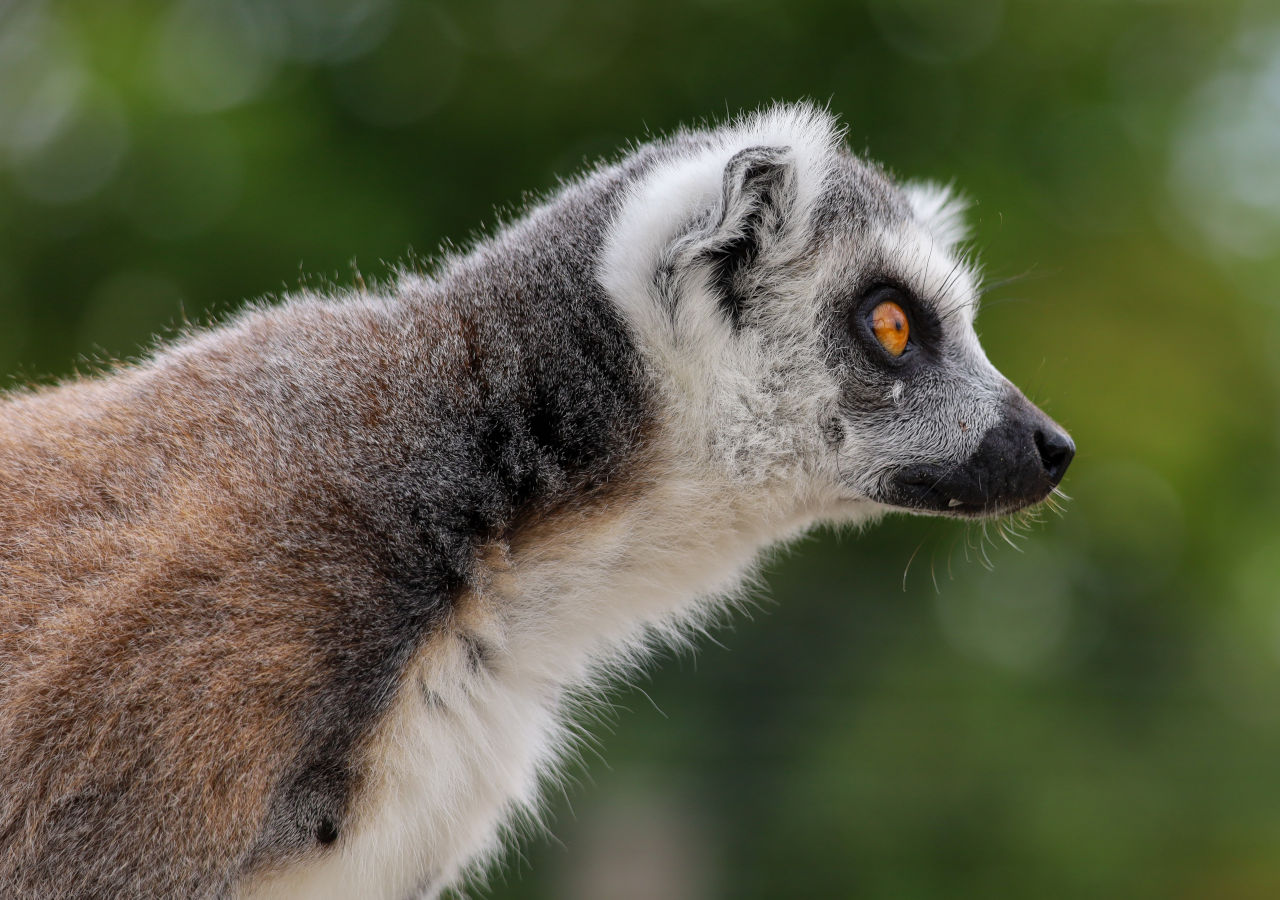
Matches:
[[3, 0, 1279, 895]]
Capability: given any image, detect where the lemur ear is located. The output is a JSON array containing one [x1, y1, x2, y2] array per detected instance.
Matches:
[[700, 146, 794, 325]]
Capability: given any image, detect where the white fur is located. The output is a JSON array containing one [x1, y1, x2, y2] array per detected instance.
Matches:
[[904, 180, 971, 253]]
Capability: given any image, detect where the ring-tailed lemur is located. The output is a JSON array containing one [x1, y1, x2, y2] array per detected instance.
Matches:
[[0, 104, 1073, 899]]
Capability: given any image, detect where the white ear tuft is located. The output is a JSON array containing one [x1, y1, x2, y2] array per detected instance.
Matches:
[[904, 181, 971, 248]]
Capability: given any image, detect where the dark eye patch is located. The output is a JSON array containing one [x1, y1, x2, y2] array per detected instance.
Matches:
[[847, 281, 943, 366]]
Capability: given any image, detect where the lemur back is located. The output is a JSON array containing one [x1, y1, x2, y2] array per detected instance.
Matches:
[[0, 105, 1072, 899]]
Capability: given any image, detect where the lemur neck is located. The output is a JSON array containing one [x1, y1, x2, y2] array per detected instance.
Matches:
[[470, 445, 819, 695]]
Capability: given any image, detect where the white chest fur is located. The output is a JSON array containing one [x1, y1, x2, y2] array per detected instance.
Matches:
[[240, 469, 837, 900]]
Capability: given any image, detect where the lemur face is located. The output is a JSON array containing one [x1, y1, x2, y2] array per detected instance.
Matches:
[[601, 107, 1072, 520], [812, 171, 1075, 518]]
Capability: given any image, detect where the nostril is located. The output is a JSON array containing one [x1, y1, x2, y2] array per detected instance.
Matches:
[[1034, 427, 1076, 485]]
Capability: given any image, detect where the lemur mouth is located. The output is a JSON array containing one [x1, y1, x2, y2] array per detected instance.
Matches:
[[883, 464, 1051, 517], [883, 394, 1075, 519]]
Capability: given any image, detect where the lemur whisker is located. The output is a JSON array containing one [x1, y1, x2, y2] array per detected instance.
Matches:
[[977, 265, 1040, 295], [903, 536, 927, 592]]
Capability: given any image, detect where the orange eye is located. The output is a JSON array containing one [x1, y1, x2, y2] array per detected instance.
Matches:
[[871, 300, 910, 357]]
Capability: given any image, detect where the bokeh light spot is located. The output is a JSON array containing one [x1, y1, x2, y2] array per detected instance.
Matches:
[[151, 0, 286, 113], [0, 5, 87, 159], [1171, 24, 1280, 260], [275, 0, 396, 63], [11, 87, 129, 206]]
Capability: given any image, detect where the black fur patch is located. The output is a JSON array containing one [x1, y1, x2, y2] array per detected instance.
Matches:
[[703, 146, 791, 326], [316, 820, 339, 846]]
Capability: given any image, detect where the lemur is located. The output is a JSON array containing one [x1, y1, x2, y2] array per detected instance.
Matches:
[[0, 104, 1073, 899]]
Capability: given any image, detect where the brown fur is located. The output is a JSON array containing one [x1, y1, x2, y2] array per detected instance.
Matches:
[[0, 297, 504, 893], [0, 358, 377, 895]]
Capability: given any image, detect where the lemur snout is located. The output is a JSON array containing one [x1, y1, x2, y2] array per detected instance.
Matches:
[[886, 385, 1073, 517]]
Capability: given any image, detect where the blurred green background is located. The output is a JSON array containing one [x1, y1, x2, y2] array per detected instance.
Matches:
[[3, 0, 1280, 897]]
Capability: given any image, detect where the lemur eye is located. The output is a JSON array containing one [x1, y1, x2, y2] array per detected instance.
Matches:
[[870, 300, 910, 357]]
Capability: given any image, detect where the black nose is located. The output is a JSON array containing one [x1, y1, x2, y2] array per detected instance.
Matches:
[[1034, 425, 1075, 486]]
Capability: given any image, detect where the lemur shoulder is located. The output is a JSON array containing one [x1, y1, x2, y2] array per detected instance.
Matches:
[[0, 104, 1073, 899]]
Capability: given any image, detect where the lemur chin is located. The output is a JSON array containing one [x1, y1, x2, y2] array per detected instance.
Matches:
[[0, 103, 1073, 899]]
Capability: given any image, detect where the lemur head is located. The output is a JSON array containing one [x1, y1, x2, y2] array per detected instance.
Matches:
[[600, 104, 1073, 522]]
